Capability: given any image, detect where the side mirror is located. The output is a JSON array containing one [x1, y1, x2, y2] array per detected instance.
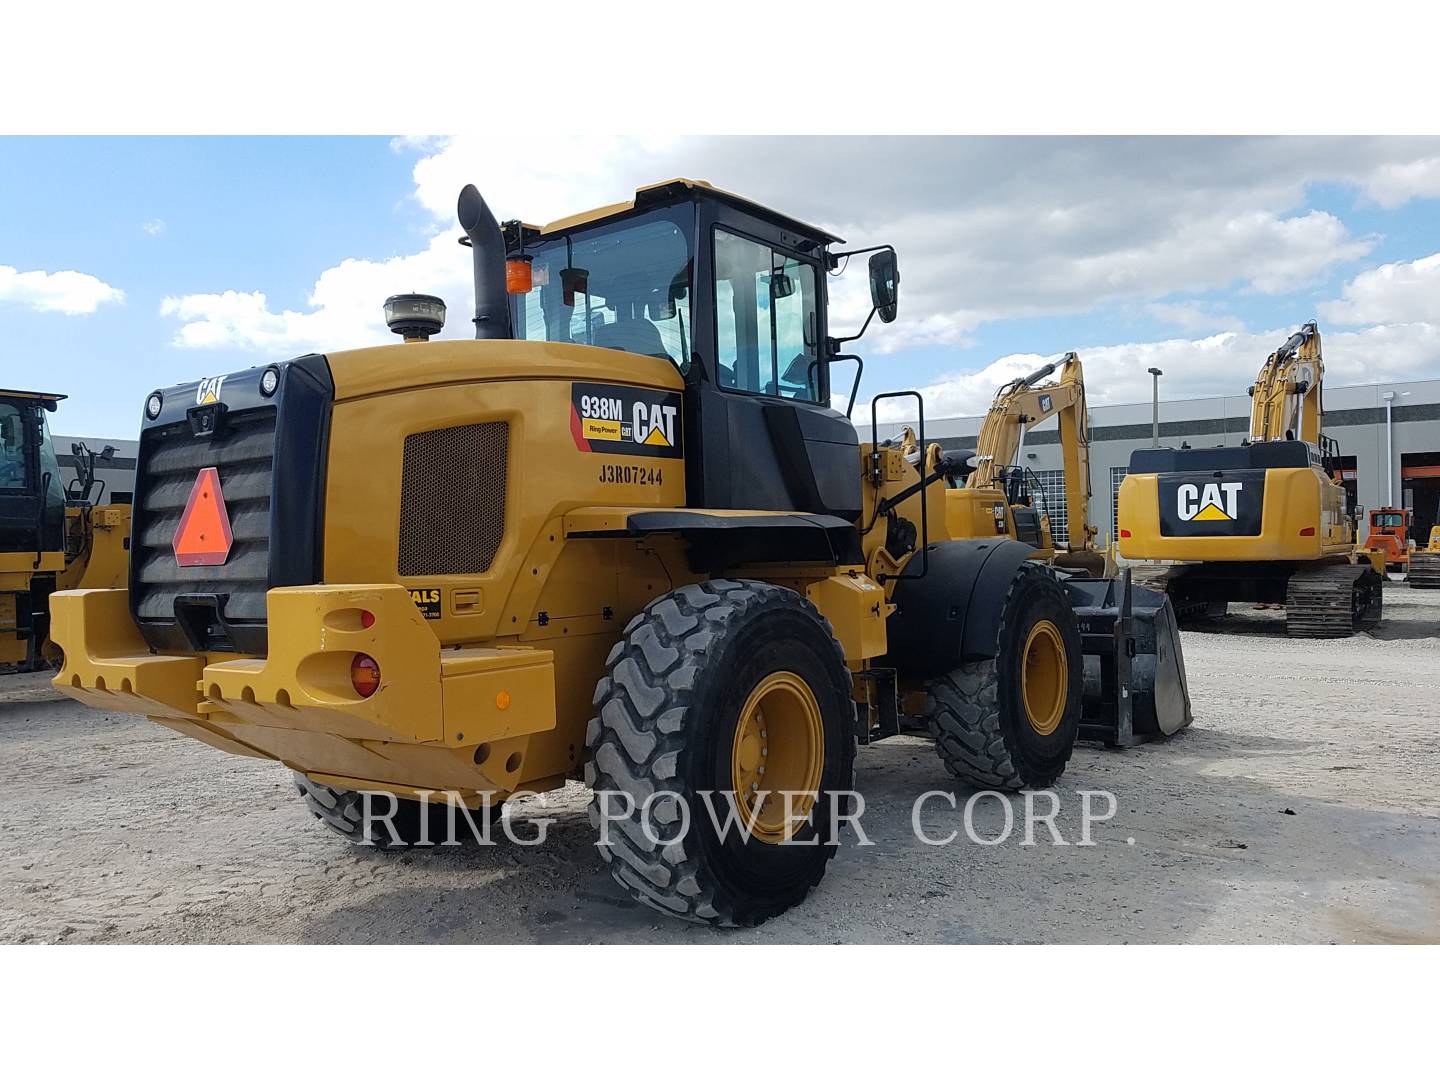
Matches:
[[768, 271, 795, 299], [868, 249, 899, 323]]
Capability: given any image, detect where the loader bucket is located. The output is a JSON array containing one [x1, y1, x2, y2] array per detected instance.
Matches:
[[1062, 570, 1193, 747]]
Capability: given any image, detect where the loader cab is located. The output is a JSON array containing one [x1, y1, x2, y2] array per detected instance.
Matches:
[[0, 390, 66, 561], [504, 180, 891, 521]]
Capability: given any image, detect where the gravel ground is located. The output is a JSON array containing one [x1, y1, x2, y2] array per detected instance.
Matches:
[[3, 584, 1438, 944]]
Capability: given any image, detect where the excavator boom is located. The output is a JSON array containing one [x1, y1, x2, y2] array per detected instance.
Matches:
[[968, 352, 1096, 554]]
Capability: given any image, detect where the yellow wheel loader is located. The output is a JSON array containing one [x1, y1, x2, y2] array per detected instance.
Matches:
[[1408, 526, 1440, 589], [1, 390, 129, 673], [1117, 323, 1381, 638], [51, 180, 1190, 926]]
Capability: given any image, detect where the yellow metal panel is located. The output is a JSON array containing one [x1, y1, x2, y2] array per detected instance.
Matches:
[[0, 551, 64, 576], [440, 646, 556, 744], [1117, 467, 1350, 562], [199, 584, 446, 743], [805, 572, 889, 661], [325, 339, 683, 403], [50, 589, 204, 720]]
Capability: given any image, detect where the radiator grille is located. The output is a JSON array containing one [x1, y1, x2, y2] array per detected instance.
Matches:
[[132, 407, 276, 628], [398, 422, 508, 576]]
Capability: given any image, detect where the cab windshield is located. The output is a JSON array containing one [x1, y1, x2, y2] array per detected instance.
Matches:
[[510, 208, 692, 370], [1373, 513, 1405, 528]]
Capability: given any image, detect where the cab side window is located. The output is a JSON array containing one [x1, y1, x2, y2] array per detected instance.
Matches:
[[0, 403, 28, 491], [713, 228, 820, 402]]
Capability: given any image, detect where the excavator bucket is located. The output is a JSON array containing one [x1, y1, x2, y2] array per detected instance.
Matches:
[[1063, 569, 1193, 747]]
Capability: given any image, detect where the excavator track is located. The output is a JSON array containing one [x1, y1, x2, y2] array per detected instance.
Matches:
[[1407, 552, 1440, 589], [1284, 563, 1382, 638]]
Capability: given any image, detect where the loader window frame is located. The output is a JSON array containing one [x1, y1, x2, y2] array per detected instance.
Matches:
[[0, 400, 31, 492], [508, 207, 695, 374], [711, 225, 823, 404]]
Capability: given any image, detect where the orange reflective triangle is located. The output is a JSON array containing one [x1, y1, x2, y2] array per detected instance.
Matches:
[[173, 466, 234, 567]]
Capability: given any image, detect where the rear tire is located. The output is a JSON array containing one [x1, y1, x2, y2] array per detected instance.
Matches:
[[585, 579, 856, 927], [294, 773, 500, 849], [926, 563, 1082, 790]]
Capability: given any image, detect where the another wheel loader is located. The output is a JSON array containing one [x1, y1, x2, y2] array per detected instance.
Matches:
[[1, 390, 129, 673], [51, 179, 1190, 926]]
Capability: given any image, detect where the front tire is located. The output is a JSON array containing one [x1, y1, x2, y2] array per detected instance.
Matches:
[[585, 579, 856, 927], [926, 563, 1082, 790]]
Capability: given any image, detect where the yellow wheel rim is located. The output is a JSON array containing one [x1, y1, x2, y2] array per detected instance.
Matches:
[[1021, 619, 1067, 737], [730, 671, 825, 845]]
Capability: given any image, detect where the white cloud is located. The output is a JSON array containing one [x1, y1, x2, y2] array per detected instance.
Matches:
[[870, 321, 1440, 423], [1362, 156, 1440, 208], [0, 265, 123, 315], [161, 230, 471, 353], [141, 218, 166, 236], [159, 136, 1440, 358], [1146, 301, 1244, 334], [1319, 252, 1440, 326]]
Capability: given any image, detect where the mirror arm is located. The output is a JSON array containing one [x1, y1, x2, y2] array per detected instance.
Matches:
[[826, 243, 893, 269], [831, 305, 877, 349]]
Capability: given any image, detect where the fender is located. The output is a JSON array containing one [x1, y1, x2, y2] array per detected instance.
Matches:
[[882, 538, 1039, 678]]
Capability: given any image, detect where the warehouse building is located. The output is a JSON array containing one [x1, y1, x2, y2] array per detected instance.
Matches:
[[880, 376, 1440, 547], [68, 376, 1440, 545]]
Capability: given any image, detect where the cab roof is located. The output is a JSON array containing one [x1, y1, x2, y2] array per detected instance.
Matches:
[[526, 178, 844, 245], [0, 389, 66, 403]]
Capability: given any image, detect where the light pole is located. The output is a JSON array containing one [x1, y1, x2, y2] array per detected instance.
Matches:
[[1147, 367, 1163, 447]]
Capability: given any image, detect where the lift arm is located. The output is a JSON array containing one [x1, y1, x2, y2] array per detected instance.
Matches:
[[967, 352, 1096, 553], [1249, 321, 1324, 445]]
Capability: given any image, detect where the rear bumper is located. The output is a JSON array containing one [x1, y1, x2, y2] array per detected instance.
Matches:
[[50, 585, 557, 797]]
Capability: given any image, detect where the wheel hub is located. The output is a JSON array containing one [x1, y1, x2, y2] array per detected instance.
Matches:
[[1021, 619, 1067, 737], [730, 671, 824, 844]]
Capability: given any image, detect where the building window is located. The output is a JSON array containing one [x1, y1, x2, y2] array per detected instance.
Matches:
[[1110, 466, 1129, 544], [1030, 468, 1068, 547]]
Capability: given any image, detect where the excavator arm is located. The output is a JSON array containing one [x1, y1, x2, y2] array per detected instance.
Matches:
[[1249, 321, 1324, 445], [968, 352, 1097, 553]]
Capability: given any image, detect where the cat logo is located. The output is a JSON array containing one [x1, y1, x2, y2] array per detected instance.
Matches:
[[633, 401, 677, 447], [1038, 393, 1053, 415], [1177, 481, 1243, 522], [196, 375, 226, 406]]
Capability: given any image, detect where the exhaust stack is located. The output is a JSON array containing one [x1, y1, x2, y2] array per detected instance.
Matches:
[[457, 184, 512, 340]]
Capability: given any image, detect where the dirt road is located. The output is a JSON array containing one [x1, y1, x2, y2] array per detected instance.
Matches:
[[3, 585, 1437, 944]]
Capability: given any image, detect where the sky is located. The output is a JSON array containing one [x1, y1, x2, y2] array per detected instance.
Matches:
[[3, 135, 1440, 438]]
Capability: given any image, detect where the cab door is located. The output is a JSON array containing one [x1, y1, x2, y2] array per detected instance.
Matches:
[[685, 208, 861, 520]]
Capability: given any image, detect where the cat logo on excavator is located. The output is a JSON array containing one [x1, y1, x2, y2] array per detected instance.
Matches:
[[1177, 481, 1243, 522]]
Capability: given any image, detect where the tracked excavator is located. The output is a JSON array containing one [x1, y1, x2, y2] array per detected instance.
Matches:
[[1408, 526, 1440, 588], [1118, 322, 1380, 637], [956, 352, 1103, 574]]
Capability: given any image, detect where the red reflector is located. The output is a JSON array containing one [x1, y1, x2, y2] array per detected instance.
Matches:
[[1119, 529, 1132, 538], [1299, 526, 1316, 536], [173, 467, 234, 567], [351, 654, 381, 698], [360, 610, 376, 629]]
